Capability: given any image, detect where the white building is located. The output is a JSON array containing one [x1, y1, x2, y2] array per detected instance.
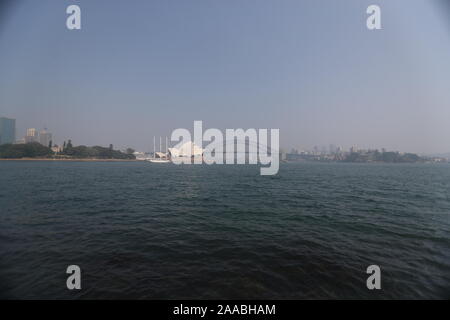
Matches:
[[25, 128, 38, 143], [168, 141, 203, 158], [39, 129, 52, 147]]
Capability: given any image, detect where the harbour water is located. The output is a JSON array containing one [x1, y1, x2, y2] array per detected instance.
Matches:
[[0, 161, 449, 299]]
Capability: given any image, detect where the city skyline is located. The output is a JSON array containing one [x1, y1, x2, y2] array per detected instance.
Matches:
[[1, 115, 449, 156], [1, 1, 450, 153]]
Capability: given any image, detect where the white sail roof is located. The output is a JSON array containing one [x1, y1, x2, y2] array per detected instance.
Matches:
[[155, 152, 167, 158], [168, 141, 203, 157]]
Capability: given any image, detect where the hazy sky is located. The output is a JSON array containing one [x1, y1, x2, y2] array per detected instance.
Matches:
[[0, 0, 449, 153]]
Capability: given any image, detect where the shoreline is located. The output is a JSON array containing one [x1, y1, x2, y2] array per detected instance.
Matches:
[[0, 158, 447, 164], [0, 158, 138, 162]]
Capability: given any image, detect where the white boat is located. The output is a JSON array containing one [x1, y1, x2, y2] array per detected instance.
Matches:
[[147, 136, 171, 163], [148, 158, 170, 163]]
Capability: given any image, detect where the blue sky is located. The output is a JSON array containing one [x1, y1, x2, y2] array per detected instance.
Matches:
[[0, 0, 449, 153]]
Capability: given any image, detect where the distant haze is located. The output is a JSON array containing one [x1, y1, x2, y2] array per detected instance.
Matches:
[[1, 0, 449, 154]]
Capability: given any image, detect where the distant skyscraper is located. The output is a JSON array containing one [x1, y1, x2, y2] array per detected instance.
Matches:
[[26, 128, 36, 137], [329, 144, 337, 154], [39, 128, 52, 147], [0, 117, 16, 145], [25, 128, 38, 143]]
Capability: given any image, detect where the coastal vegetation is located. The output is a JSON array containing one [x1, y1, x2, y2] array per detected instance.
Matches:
[[344, 151, 421, 163], [61, 144, 135, 159], [0, 142, 135, 160], [0, 142, 53, 158], [284, 149, 441, 163]]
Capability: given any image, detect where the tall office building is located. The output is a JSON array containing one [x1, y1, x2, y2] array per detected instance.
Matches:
[[329, 144, 337, 154], [39, 128, 52, 147], [25, 128, 38, 143], [0, 117, 16, 145]]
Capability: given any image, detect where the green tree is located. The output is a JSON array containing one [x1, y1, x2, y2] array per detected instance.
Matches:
[[0, 142, 53, 158]]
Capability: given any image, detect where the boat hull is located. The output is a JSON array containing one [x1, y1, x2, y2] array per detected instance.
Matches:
[[147, 159, 171, 163]]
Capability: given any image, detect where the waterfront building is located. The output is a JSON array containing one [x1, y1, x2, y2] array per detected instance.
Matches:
[[51, 145, 63, 153], [133, 151, 149, 160], [168, 141, 203, 158]]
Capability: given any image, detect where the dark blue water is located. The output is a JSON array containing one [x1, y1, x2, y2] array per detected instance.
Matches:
[[0, 161, 449, 299]]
